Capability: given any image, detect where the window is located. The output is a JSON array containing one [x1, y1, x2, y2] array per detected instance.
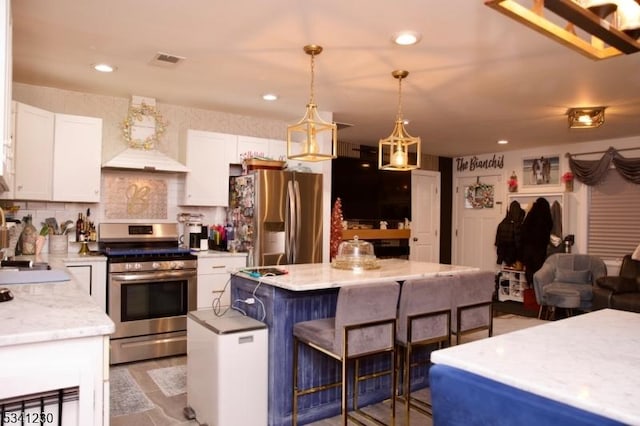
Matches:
[[588, 170, 640, 260]]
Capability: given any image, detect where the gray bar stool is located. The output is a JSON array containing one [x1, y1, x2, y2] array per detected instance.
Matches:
[[451, 271, 496, 344], [396, 275, 454, 422], [292, 281, 400, 426]]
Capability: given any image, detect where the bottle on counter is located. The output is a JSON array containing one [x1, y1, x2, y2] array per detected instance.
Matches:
[[18, 215, 38, 255], [75, 213, 85, 242]]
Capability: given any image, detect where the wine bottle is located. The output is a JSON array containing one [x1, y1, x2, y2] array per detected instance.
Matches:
[[75, 213, 84, 242]]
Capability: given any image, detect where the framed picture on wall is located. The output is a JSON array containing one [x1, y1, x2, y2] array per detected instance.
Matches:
[[522, 155, 560, 187]]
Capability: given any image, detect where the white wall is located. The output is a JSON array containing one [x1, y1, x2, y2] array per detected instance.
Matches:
[[452, 137, 640, 260]]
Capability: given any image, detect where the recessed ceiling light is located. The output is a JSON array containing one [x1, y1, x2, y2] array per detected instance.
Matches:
[[262, 93, 278, 101], [392, 31, 422, 46], [92, 63, 116, 73], [497, 139, 509, 145]]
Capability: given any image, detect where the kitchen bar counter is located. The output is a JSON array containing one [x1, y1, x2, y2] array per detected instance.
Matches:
[[430, 309, 637, 425], [230, 259, 479, 426], [234, 258, 478, 290]]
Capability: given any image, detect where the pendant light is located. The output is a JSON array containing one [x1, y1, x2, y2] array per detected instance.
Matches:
[[287, 45, 337, 162], [378, 70, 421, 171]]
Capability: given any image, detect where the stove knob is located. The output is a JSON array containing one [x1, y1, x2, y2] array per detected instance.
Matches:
[[152, 262, 161, 270], [174, 261, 184, 269]]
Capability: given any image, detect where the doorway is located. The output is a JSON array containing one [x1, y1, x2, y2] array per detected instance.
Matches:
[[410, 170, 440, 263], [453, 174, 503, 271]]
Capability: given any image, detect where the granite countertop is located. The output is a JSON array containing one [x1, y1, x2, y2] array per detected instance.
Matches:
[[233, 259, 479, 291], [431, 309, 640, 425], [0, 253, 114, 348]]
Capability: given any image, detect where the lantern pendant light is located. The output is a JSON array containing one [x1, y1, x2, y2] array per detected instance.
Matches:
[[378, 70, 421, 171], [287, 45, 337, 162]]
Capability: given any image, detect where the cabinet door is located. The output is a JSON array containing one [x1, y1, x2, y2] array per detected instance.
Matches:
[[65, 260, 107, 311], [268, 139, 287, 162], [53, 113, 102, 202], [13, 102, 54, 200], [237, 135, 269, 163], [0, 0, 11, 192], [196, 256, 246, 309], [182, 130, 235, 206]]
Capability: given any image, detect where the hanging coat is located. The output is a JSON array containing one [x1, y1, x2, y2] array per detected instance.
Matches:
[[521, 197, 553, 285], [495, 200, 525, 265]]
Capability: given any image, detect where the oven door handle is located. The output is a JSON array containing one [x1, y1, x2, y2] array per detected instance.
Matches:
[[111, 270, 196, 282]]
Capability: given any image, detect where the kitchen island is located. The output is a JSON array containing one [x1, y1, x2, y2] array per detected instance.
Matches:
[[0, 261, 115, 426], [429, 309, 636, 426], [230, 259, 479, 426]]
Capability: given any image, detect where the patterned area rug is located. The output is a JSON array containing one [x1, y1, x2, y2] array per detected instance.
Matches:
[[147, 365, 187, 397], [110, 368, 155, 417]]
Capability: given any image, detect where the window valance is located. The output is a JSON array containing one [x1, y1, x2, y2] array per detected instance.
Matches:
[[568, 147, 640, 186]]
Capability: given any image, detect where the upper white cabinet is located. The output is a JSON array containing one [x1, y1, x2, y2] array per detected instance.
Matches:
[[13, 102, 54, 200], [53, 113, 102, 202], [4, 102, 102, 202], [237, 135, 269, 162], [269, 139, 287, 161], [0, 0, 11, 192], [235, 135, 287, 163], [180, 130, 236, 206]]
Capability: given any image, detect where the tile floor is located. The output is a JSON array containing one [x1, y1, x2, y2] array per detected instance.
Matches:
[[110, 314, 546, 425]]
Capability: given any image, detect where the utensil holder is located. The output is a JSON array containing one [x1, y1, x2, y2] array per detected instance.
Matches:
[[49, 234, 69, 254]]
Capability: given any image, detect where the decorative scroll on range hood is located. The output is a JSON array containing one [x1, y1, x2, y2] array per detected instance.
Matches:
[[101, 148, 189, 173]]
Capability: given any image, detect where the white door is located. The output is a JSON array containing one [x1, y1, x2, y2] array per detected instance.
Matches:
[[410, 170, 440, 263], [453, 174, 504, 272]]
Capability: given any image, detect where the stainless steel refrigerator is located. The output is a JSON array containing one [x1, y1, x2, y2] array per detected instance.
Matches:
[[228, 170, 323, 266]]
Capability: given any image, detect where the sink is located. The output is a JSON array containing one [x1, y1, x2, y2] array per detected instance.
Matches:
[[0, 269, 70, 285]]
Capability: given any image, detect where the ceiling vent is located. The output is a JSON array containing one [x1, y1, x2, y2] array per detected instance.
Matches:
[[151, 52, 185, 67]]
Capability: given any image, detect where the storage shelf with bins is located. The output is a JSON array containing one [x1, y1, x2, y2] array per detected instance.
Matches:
[[498, 265, 528, 302]]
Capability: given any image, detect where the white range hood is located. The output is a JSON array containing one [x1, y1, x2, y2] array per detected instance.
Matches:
[[102, 147, 189, 173], [103, 95, 189, 172]]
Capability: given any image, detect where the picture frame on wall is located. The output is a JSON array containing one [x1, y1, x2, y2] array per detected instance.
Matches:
[[522, 155, 560, 187]]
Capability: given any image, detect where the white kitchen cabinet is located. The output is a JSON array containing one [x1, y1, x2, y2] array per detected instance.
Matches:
[[13, 102, 54, 200], [65, 258, 107, 312], [5, 102, 102, 202], [237, 135, 269, 163], [236, 135, 287, 164], [196, 254, 246, 309], [269, 138, 287, 161], [0, 335, 109, 426], [0, 0, 11, 192], [53, 113, 102, 202], [180, 130, 236, 206]]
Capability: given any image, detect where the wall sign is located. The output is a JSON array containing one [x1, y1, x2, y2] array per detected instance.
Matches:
[[456, 154, 504, 172]]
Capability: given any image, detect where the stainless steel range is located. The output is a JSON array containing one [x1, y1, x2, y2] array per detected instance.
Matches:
[[99, 223, 197, 365]]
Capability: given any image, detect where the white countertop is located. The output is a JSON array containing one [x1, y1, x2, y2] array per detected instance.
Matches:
[[0, 254, 114, 348], [233, 259, 479, 291], [193, 250, 247, 259], [431, 309, 640, 425]]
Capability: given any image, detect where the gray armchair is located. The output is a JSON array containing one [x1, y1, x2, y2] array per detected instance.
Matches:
[[533, 253, 607, 312]]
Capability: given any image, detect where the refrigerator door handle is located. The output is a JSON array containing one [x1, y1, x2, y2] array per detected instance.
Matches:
[[286, 180, 296, 264], [293, 180, 302, 264]]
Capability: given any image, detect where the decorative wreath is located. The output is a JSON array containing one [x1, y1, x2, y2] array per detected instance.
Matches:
[[122, 103, 168, 150], [465, 182, 495, 209]]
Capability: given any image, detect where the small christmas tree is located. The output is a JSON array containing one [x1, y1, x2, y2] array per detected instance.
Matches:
[[330, 198, 344, 260]]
